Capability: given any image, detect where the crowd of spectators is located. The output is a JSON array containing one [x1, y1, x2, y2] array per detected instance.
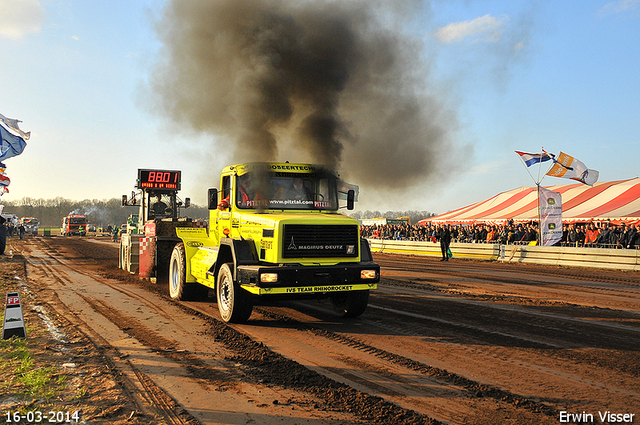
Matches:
[[360, 221, 640, 249]]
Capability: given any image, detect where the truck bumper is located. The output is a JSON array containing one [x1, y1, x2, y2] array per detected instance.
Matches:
[[236, 262, 380, 296]]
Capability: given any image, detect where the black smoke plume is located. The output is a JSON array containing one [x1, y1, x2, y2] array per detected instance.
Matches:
[[147, 0, 461, 191]]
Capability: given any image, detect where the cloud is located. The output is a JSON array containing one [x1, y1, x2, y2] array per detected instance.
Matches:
[[432, 8, 536, 89], [0, 0, 44, 39], [597, 0, 639, 17], [435, 14, 508, 43]]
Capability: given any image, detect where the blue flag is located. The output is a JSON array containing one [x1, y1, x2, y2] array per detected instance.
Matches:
[[0, 124, 27, 161], [515, 151, 554, 167]]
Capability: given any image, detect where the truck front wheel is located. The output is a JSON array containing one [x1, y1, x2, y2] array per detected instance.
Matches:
[[216, 263, 253, 323], [330, 290, 370, 318], [169, 242, 207, 301]]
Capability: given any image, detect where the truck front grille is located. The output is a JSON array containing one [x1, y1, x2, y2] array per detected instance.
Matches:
[[282, 224, 359, 258]]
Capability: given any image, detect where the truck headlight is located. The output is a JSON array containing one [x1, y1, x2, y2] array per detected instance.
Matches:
[[260, 273, 278, 283], [360, 270, 377, 280]]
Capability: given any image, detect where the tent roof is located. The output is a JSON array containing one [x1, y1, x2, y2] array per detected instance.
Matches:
[[420, 178, 640, 225]]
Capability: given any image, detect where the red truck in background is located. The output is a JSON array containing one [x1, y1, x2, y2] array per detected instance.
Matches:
[[61, 214, 87, 236]]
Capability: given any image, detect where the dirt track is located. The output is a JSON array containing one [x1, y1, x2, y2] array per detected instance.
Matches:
[[5, 235, 640, 424]]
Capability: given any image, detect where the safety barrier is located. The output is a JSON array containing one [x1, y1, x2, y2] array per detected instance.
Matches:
[[368, 239, 501, 260], [367, 239, 640, 272], [500, 244, 640, 271]]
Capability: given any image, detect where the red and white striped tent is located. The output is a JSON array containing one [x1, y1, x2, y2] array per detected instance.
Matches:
[[419, 178, 640, 226]]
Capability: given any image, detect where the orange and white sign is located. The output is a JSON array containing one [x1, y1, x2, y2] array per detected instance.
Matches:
[[546, 152, 599, 186]]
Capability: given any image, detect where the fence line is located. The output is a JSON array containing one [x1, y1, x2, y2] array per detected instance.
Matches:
[[367, 239, 640, 272]]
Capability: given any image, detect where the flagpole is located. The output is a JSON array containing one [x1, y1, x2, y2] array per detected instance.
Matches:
[[539, 147, 555, 186], [537, 150, 556, 239], [517, 153, 542, 242], [516, 150, 553, 244], [537, 150, 544, 244], [538, 183, 542, 245], [517, 156, 539, 186], [536, 150, 543, 184]]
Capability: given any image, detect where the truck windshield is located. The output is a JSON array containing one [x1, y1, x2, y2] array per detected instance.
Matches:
[[70, 217, 86, 224], [236, 172, 338, 210]]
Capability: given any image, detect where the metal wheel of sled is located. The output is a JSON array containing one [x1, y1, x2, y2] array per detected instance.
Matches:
[[330, 290, 370, 318], [216, 263, 253, 323]]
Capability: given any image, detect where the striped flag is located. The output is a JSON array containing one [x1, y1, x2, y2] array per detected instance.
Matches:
[[515, 151, 555, 167]]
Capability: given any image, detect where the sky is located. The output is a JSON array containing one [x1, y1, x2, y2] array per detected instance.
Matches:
[[1, 0, 638, 216]]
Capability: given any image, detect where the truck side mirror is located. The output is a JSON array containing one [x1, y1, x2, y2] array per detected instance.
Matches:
[[184, 198, 190, 208], [121, 195, 127, 206], [208, 189, 218, 210], [347, 190, 355, 210]]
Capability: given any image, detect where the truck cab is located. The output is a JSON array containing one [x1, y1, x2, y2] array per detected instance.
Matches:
[[170, 162, 379, 323], [19, 217, 39, 235], [61, 215, 87, 236]]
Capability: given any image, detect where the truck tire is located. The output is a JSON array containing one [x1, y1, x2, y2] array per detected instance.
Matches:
[[330, 290, 370, 318], [169, 242, 208, 301], [156, 241, 175, 286], [216, 263, 253, 323]]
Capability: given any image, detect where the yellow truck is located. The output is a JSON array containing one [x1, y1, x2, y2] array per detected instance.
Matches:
[[169, 162, 379, 323]]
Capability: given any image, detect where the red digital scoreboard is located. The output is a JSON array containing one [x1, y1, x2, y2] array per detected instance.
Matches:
[[137, 169, 181, 190]]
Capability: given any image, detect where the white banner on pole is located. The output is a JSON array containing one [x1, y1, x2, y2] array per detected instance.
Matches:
[[539, 186, 563, 246]]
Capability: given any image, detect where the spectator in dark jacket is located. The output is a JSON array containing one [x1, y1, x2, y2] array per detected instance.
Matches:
[[0, 217, 6, 255], [611, 224, 624, 248], [514, 225, 525, 243], [438, 225, 451, 261], [626, 225, 639, 249], [567, 224, 579, 246], [596, 223, 612, 246], [617, 223, 632, 249]]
